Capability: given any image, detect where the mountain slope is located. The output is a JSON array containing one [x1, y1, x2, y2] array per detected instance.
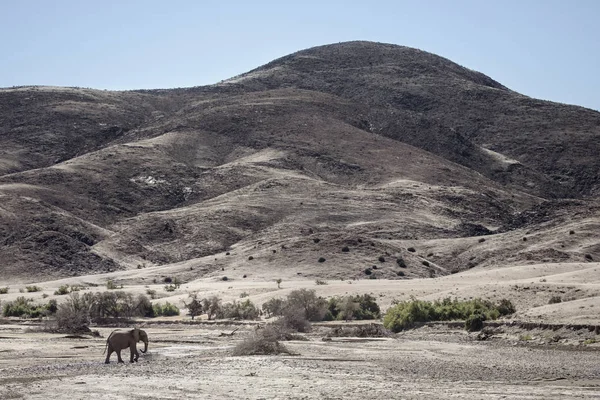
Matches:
[[1, 41, 599, 283]]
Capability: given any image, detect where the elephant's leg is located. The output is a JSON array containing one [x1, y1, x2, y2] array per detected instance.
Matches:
[[116, 349, 124, 363], [130, 342, 139, 363], [105, 347, 113, 364]]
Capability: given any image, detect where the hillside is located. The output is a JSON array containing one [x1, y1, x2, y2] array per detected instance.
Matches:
[[1, 41, 599, 283]]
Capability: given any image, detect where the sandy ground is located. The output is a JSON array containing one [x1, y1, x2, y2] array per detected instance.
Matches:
[[1, 322, 600, 399], [1, 263, 600, 399]]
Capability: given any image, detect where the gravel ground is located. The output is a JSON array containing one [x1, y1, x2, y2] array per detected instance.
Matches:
[[1, 323, 600, 399]]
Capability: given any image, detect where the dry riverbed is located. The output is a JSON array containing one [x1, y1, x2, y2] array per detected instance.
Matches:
[[1, 321, 599, 399]]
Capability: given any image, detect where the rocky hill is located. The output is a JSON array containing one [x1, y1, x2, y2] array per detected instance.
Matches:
[[1, 41, 599, 283]]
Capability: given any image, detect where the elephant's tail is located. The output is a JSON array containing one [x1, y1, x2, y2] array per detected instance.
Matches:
[[103, 330, 115, 354]]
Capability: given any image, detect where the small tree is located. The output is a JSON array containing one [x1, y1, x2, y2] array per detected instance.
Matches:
[[185, 293, 203, 320], [276, 279, 282, 289], [202, 296, 222, 320]]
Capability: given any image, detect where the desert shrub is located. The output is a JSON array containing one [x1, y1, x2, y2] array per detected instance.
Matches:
[[164, 277, 173, 283], [496, 299, 516, 315], [221, 276, 229, 281], [478, 238, 486, 243], [396, 258, 407, 268], [146, 289, 157, 299], [262, 298, 285, 317], [218, 300, 259, 320], [164, 284, 177, 292], [240, 292, 250, 298], [232, 331, 291, 356], [313, 238, 321, 243], [364, 268, 372, 275], [315, 279, 328, 285], [275, 278, 282, 288], [0, 287, 8, 294], [184, 293, 203, 320], [465, 314, 485, 332], [153, 302, 180, 316], [585, 254, 593, 261], [2, 297, 56, 318], [548, 296, 562, 304], [383, 297, 515, 332], [407, 247, 416, 252], [569, 230, 575, 235], [202, 296, 222, 320], [26, 286, 42, 292], [327, 323, 391, 338], [280, 305, 312, 332], [422, 261, 430, 267], [342, 246, 350, 252], [248, 256, 254, 261], [136, 294, 155, 317], [327, 294, 381, 321], [378, 256, 385, 262], [106, 280, 118, 290], [54, 285, 70, 296], [54, 293, 92, 333], [286, 289, 328, 322], [318, 257, 326, 263], [397, 271, 405, 277]]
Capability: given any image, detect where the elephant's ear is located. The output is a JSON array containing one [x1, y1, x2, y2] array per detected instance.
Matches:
[[132, 328, 140, 342]]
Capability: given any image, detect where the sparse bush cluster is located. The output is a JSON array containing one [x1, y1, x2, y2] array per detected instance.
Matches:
[[164, 277, 182, 292], [54, 284, 86, 295], [262, 290, 381, 332], [383, 297, 516, 333], [0, 287, 9, 294], [25, 286, 42, 293], [2, 297, 57, 318]]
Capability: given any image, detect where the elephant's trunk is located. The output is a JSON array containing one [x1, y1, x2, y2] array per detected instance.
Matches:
[[140, 339, 148, 353]]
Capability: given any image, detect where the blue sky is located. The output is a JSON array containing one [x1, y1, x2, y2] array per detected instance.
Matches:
[[2, 0, 599, 110]]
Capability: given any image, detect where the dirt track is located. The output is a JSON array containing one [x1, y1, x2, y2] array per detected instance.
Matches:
[[1, 323, 599, 399]]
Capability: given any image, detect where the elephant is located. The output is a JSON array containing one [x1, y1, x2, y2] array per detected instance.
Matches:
[[103, 328, 148, 364]]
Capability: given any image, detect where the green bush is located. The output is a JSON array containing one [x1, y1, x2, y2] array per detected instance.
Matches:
[[327, 294, 381, 321], [54, 285, 70, 295], [26, 286, 42, 293], [106, 280, 118, 290], [383, 297, 515, 332], [0, 287, 8, 294], [2, 297, 57, 318], [218, 299, 260, 320], [153, 302, 180, 316], [465, 314, 485, 332], [548, 296, 562, 304]]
